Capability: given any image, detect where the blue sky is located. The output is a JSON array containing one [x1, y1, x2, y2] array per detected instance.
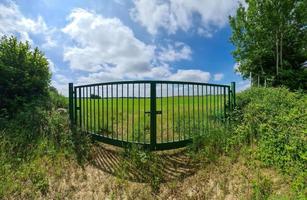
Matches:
[[0, 0, 250, 95]]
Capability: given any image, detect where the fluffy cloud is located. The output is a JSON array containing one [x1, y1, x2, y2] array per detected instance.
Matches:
[[130, 0, 241, 36], [169, 69, 211, 82], [63, 8, 211, 84], [62, 8, 155, 75], [0, 1, 56, 46], [47, 59, 57, 73], [213, 73, 224, 81], [157, 42, 192, 62]]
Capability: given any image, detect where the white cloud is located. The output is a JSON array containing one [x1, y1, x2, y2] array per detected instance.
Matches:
[[130, 0, 241, 35], [197, 27, 213, 38], [55, 74, 70, 84], [213, 73, 224, 81], [62, 8, 155, 75], [157, 42, 192, 62], [47, 59, 57, 73], [0, 1, 56, 47], [62, 8, 210, 84], [169, 69, 211, 82], [51, 80, 68, 96]]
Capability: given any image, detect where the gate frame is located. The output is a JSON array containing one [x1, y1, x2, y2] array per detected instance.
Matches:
[[69, 80, 236, 150]]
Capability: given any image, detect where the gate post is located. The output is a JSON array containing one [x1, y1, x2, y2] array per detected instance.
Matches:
[[230, 82, 236, 109], [150, 82, 157, 150], [68, 83, 74, 126]]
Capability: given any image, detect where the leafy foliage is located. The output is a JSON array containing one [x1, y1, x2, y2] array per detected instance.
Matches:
[[0, 36, 51, 116], [229, 0, 307, 90], [232, 87, 306, 175]]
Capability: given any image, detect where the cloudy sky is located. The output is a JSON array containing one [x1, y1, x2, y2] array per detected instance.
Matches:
[[0, 0, 250, 95]]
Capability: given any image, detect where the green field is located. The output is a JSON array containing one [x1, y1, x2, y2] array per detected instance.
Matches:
[[75, 95, 228, 143]]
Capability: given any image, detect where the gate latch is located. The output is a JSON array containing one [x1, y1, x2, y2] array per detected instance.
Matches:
[[145, 111, 162, 115]]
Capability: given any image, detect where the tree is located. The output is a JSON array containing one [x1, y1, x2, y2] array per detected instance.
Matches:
[[0, 36, 51, 116], [229, 0, 307, 90]]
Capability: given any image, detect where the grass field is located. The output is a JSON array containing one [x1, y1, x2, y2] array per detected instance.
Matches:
[[74, 95, 229, 144]]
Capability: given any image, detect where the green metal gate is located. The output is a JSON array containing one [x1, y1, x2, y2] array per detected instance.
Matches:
[[69, 80, 236, 150]]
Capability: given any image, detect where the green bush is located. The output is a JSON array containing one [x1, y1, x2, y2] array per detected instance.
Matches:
[[231, 87, 306, 177], [0, 36, 51, 116], [188, 125, 229, 163], [0, 107, 74, 198]]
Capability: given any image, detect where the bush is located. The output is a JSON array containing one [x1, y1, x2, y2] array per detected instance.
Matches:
[[231, 87, 306, 177], [0, 107, 75, 198], [188, 125, 229, 163], [0, 36, 51, 117]]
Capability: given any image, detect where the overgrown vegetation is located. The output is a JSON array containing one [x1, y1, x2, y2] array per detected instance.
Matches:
[[231, 87, 307, 198], [115, 145, 164, 192], [186, 87, 307, 199], [0, 36, 91, 198]]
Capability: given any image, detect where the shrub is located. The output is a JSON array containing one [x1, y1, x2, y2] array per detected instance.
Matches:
[[231, 87, 306, 177], [0, 36, 51, 117]]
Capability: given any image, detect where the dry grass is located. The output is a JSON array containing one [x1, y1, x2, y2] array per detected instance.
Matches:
[[38, 144, 292, 200]]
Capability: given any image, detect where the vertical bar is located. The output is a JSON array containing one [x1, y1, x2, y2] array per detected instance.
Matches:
[[172, 84, 174, 142], [122, 84, 124, 141], [202, 85, 204, 134], [220, 87, 222, 122], [106, 85, 109, 134], [197, 85, 201, 133], [93, 86, 96, 132], [79, 87, 82, 126], [116, 84, 119, 139], [111, 84, 113, 138], [138, 83, 141, 142], [102, 85, 104, 135], [132, 84, 134, 141], [150, 82, 157, 150], [86, 87, 89, 132], [68, 83, 74, 125], [166, 84, 169, 142], [74, 87, 77, 125], [209, 86, 211, 131], [192, 84, 195, 132], [127, 84, 129, 142], [89, 87, 92, 131], [82, 87, 85, 131], [188, 84, 190, 137], [178, 84, 180, 140], [206, 85, 208, 132], [160, 83, 163, 143], [144, 83, 146, 144], [224, 87, 226, 119], [98, 86, 100, 131], [183, 84, 185, 139], [231, 82, 236, 109], [213, 86, 216, 125], [228, 86, 231, 115]]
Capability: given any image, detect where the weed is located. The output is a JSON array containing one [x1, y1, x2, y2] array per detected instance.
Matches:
[[251, 174, 273, 200]]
